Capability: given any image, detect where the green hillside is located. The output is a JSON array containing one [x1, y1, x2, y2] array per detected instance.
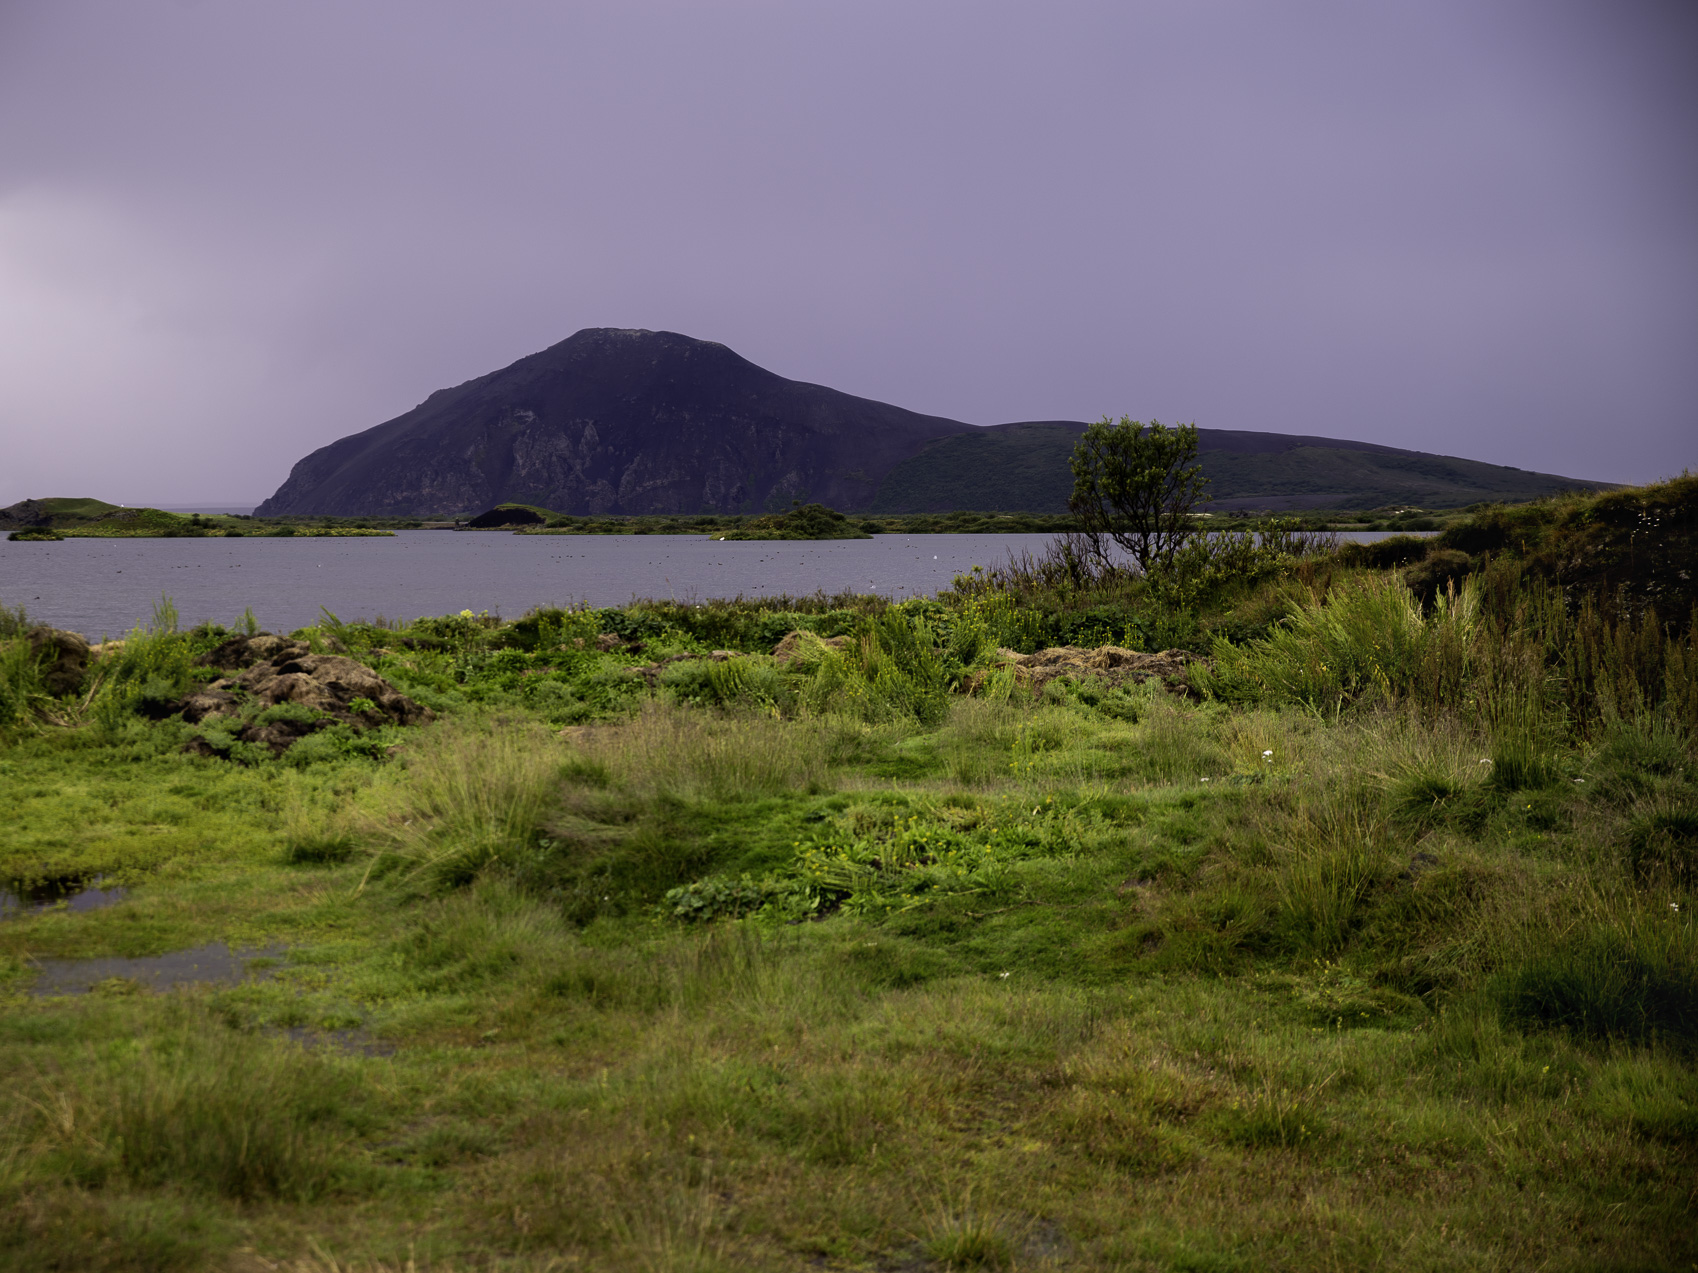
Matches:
[[871, 422, 1612, 513], [36, 497, 123, 519]]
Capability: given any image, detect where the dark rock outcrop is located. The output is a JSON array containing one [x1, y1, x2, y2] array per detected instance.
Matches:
[[256, 328, 974, 518], [0, 499, 52, 529], [195, 633, 310, 670]]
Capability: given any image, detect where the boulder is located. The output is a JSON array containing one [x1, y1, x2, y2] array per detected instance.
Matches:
[[196, 633, 310, 670], [177, 647, 432, 756], [25, 627, 90, 696], [176, 689, 240, 723], [214, 653, 431, 725]]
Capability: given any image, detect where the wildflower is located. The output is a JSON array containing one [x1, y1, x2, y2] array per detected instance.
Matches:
[[1673, 903, 1681, 912], [460, 609, 474, 618], [1262, 749, 1273, 761], [1478, 759, 1492, 766], [999, 971, 1012, 979]]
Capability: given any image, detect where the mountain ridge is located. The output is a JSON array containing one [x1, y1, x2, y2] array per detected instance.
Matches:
[[257, 328, 1611, 517]]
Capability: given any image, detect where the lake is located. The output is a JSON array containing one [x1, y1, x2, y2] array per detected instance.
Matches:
[[0, 529, 1428, 639]]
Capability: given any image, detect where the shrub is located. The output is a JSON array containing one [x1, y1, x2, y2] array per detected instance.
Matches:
[[1403, 549, 1474, 608], [1336, 535, 1433, 570]]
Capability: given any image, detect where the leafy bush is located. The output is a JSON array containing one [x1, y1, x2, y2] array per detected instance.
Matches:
[[664, 876, 771, 921]]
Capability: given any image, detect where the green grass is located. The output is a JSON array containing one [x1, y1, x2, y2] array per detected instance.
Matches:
[[0, 483, 1693, 1269]]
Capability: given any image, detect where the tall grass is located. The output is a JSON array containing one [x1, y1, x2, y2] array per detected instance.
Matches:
[[0, 636, 46, 732], [355, 716, 569, 887], [1269, 792, 1389, 954], [1197, 572, 1473, 714], [1198, 568, 1698, 756], [802, 609, 953, 725], [11, 1013, 368, 1202], [576, 700, 830, 800], [0, 598, 29, 639]]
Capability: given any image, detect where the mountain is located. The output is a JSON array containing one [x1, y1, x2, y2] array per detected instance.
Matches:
[[870, 422, 1609, 513], [257, 328, 1610, 517], [256, 329, 974, 518]]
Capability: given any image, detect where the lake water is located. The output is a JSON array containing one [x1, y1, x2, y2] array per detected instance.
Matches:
[[1, 529, 1428, 639]]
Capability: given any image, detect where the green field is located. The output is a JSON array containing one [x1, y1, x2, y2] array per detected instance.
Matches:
[[0, 480, 1693, 1271]]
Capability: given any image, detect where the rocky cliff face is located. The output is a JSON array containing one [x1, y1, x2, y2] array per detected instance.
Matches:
[[256, 329, 975, 517]]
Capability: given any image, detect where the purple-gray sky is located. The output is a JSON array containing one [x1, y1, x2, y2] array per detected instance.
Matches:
[[1, 1, 1694, 507]]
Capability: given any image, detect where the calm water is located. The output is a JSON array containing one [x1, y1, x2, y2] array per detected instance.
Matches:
[[1, 529, 1427, 639], [27, 942, 286, 996]]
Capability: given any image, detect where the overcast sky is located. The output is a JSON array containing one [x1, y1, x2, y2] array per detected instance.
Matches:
[[1, 1, 1693, 507]]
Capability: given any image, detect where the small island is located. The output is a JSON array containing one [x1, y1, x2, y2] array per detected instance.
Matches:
[[709, 503, 871, 540], [1, 497, 397, 540]]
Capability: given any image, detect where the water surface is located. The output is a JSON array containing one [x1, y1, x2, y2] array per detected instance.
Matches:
[[0, 875, 128, 921], [1, 529, 1429, 638], [27, 942, 286, 996]]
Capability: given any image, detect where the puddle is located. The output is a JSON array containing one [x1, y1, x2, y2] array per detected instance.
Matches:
[[1, 875, 129, 920], [279, 1025, 397, 1057], [27, 942, 287, 996]]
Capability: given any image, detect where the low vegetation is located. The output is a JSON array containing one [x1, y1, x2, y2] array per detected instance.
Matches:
[[0, 478, 1693, 1270], [3, 494, 1490, 543], [0, 499, 398, 538]]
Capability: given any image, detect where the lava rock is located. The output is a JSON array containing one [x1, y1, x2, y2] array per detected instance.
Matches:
[[196, 633, 311, 670]]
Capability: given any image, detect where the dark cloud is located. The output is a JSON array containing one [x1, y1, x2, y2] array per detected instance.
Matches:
[[1, 0, 1693, 504]]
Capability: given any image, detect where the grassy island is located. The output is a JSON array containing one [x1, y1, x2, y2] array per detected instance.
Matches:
[[0, 499, 400, 539], [0, 478, 1693, 1271]]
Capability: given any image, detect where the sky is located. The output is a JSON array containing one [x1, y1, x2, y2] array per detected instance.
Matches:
[[0, 0, 1694, 507]]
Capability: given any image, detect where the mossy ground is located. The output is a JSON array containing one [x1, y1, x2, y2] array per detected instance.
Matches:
[[0, 483, 1693, 1271]]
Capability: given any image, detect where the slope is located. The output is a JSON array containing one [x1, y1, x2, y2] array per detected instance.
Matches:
[[869, 421, 1610, 513]]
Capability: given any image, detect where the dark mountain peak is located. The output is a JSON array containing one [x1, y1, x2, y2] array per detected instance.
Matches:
[[256, 330, 970, 518], [530, 327, 779, 390]]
